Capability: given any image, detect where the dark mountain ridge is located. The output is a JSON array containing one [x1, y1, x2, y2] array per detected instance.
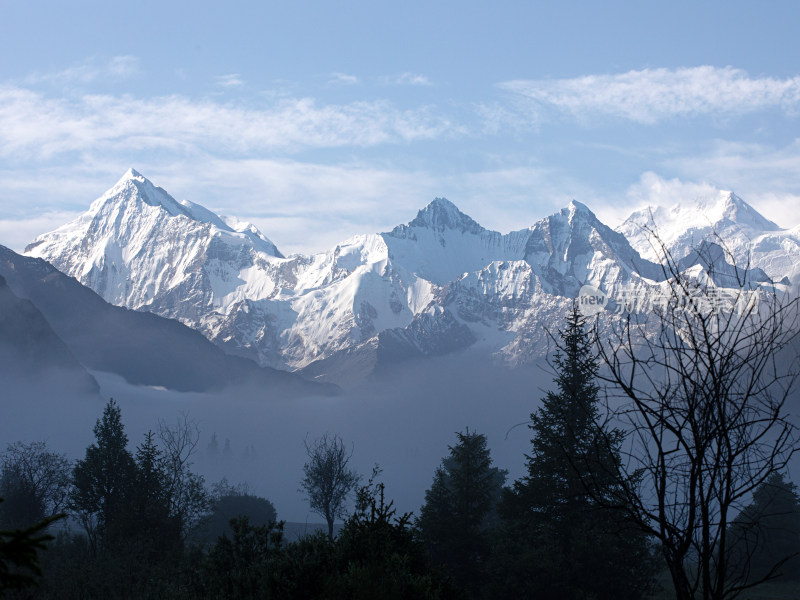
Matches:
[[0, 246, 336, 396]]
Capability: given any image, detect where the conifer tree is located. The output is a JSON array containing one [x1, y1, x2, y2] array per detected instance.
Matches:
[[129, 431, 180, 563], [417, 429, 506, 594], [495, 305, 655, 600], [70, 398, 136, 552]]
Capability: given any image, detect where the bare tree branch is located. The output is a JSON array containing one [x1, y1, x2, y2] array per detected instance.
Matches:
[[589, 231, 800, 600]]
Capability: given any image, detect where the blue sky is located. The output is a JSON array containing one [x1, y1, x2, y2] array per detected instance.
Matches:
[[1, 0, 800, 254]]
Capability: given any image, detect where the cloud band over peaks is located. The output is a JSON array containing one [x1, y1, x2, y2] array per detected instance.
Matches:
[[501, 66, 800, 124], [0, 87, 453, 159]]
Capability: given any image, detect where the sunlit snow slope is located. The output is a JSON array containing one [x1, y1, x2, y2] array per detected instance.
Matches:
[[30, 170, 752, 381]]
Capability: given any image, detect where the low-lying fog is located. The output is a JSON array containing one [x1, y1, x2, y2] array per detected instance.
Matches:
[[3, 354, 554, 524]]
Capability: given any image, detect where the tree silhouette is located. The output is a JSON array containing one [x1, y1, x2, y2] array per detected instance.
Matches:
[[417, 429, 506, 592], [727, 473, 800, 584], [299, 433, 359, 539], [70, 398, 136, 553], [593, 237, 800, 599], [496, 305, 656, 600], [0, 441, 71, 530]]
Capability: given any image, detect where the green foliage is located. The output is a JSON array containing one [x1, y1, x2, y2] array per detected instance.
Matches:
[[197, 516, 285, 599], [185, 470, 460, 599], [127, 431, 182, 566], [494, 305, 657, 600], [268, 530, 338, 598], [728, 473, 800, 585], [34, 400, 202, 598], [417, 429, 506, 593], [327, 469, 461, 599], [0, 501, 63, 594]]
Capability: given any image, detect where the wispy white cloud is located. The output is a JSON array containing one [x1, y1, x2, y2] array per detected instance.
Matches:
[[665, 140, 800, 188], [660, 140, 800, 227], [0, 211, 83, 252], [151, 158, 439, 255], [24, 55, 140, 86], [329, 72, 359, 85], [500, 66, 800, 124], [153, 158, 601, 253], [381, 73, 433, 86], [626, 172, 729, 210], [216, 73, 244, 87], [0, 85, 455, 160]]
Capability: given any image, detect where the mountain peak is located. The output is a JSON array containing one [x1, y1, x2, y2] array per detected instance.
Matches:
[[720, 191, 780, 231], [622, 189, 780, 241], [111, 168, 148, 191], [565, 200, 595, 221], [407, 197, 484, 234], [99, 169, 190, 219], [617, 188, 783, 265], [121, 167, 143, 180]]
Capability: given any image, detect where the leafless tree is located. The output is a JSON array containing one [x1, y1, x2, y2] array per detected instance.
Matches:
[[590, 236, 800, 600], [0, 442, 71, 529], [158, 413, 210, 538], [299, 433, 360, 539]]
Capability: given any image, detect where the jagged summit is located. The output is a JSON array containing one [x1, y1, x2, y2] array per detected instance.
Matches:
[[564, 199, 597, 222], [619, 188, 784, 265], [624, 190, 778, 237], [96, 168, 190, 218], [405, 197, 485, 235], [718, 191, 780, 231], [25, 172, 796, 381], [91, 170, 281, 254], [25, 171, 284, 311], [521, 199, 659, 294], [540, 199, 612, 235], [567, 199, 590, 211]]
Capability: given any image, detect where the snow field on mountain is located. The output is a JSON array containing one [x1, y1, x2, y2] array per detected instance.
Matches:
[[25, 169, 800, 379]]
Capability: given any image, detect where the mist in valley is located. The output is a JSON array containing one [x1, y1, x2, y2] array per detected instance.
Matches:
[[1, 354, 554, 524]]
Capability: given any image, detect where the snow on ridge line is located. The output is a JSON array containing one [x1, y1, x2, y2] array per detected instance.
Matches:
[[617, 189, 798, 278], [25, 168, 797, 377]]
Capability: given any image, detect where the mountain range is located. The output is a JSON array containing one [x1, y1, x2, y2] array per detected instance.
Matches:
[[21, 170, 800, 386]]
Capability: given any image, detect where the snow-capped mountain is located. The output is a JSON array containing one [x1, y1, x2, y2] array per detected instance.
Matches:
[[21, 170, 800, 389], [618, 189, 800, 285], [26, 169, 283, 322], [22, 170, 676, 381]]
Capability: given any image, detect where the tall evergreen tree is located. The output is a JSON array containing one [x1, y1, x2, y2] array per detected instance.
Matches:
[[494, 305, 656, 600], [70, 398, 136, 552], [129, 431, 181, 564], [417, 429, 506, 594]]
